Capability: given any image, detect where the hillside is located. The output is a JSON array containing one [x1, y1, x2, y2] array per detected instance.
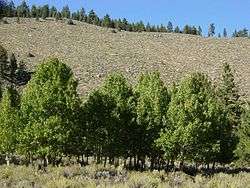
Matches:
[[0, 18, 250, 98]]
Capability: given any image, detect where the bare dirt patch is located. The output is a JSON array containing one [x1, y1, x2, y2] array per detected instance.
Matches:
[[1, 18, 249, 99]]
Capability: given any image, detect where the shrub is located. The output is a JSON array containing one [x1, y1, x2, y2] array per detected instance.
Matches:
[[67, 19, 74, 25]]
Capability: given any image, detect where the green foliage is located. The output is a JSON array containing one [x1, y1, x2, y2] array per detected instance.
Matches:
[[223, 28, 227, 38], [82, 73, 134, 162], [61, 5, 70, 19], [0, 45, 7, 63], [102, 14, 112, 28], [183, 25, 200, 35], [208, 23, 216, 37], [158, 73, 225, 163], [167, 21, 173, 32], [100, 73, 135, 158], [217, 63, 241, 163], [41, 4, 49, 19], [83, 90, 117, 162], [16, 0, 29, 18], [0, 87, 19, 156], [233, 28, 249, 38], [87, 9, 99, 25], [235, 104, 250, 165], [174, 26, 181, 33], [198, 26, 203, 36], [0, 45, 8, 76], [0, 38, 248, 169], [19, 58, 80, 159], [134, 72, 170, 160], [30, 5, 37, 18], [9, 53, 17, 78], [0, 1, 242, 38], [49, 6, 57, 18], [0, 0, 7, 19]]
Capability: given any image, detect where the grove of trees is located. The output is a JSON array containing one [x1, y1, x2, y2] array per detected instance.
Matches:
[[1, 0, 249, 38], [0, 44, 249, 169]]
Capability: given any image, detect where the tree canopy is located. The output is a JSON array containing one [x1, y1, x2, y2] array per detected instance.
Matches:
[[19, 58, 80, 160]]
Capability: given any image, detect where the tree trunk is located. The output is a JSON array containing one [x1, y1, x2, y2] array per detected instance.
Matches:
[[179, 161, 183, 171], [129, 156, 132, 168], [195, 162, 198, 171], [133, 155, 137, 169], [150, 158, 155, 171], [123, 158, 127, 168], [86, 154, 89, 164], [136, 157, 140, 169], [166, 160, 170, 171], [115, 157, 119, 167], [29, 154, 33, 166], [5, 154, 10, 166], [141, 157, 145, 171], [212, 161, 215, 171], [104, 156, 107, 167], [43, 156, 48, 167]]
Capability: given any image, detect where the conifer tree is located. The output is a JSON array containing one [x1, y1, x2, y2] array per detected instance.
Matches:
[[159, 24, 167, 32], [198, 26, 202, 36], [183, 25, 191, 34], [208, 23, 215, 37], [217, 62, 242, 163], [30, 5, 37, 18], [61, 5, 70, 19], [235, 28, 249, 37], [167, 21, 173, 32], [0, 0, 8, 19], [9, 53, 17, 79], [137, 21, 145, 32], [79, 8, 86, 22], [235, 103, 250, 166], [174, 26, 181, 33], [191, 26, 198, 35], [55, 12, 61, 20], [146, 23, 151, 32], [6, 1, 16, 17], [0, 45, 8, 77], [219, 63, 242, 129], [41, 4, 49, 19], [17, 0, 29, 17], [223, 28, 227, 38], [102, 14, 111, 28], [122, 18, 129, 30], [232, 30, 237, 37], [87, 9, 99, 25], [49, 6, 57, 18]]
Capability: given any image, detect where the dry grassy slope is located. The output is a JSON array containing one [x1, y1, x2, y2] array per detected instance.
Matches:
[[0, 18, 250, 98]]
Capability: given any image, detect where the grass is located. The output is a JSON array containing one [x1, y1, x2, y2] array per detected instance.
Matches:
[[0, 164, 249, 188]]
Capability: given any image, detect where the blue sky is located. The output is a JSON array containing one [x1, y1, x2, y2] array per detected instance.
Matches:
[[13, 0, 250, 35]]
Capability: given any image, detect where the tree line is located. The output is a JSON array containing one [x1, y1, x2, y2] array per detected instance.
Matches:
[[0, 44, 249, 169], [1, 0, 249, 38]]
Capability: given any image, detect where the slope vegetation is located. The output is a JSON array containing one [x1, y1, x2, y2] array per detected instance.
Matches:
[[0, 18, 250, 98]]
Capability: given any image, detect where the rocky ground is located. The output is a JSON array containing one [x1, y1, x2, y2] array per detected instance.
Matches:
[[0, 18, 250, 99]]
